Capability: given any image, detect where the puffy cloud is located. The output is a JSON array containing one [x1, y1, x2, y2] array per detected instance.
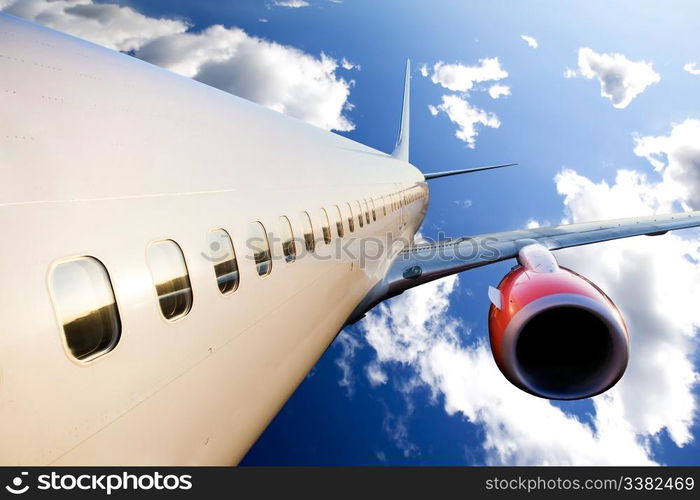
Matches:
[[273, 0, 310, 7], [351, 122, 700, 464], [525, 218, 542, 229], [571, 47, 660, 109], [1, 0, 188, 51], [555, 168, 700, 447], [422, 57, 508, 147], [520, 35, 538, 48], [428, 94, 500, 148], [428, 58, 508, 92], [1, 0, 356, 131], [137, 25, 355, 131], [684, 62, 700, 76], [358, 275, 658, 464], [633, 119, 700, 209], [488, 84, 511, 99]]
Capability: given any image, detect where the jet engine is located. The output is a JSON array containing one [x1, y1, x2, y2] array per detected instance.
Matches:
[[487, 243, 629, 400]]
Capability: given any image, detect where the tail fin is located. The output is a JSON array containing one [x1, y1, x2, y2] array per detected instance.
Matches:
[[391, 59, 411, 162]]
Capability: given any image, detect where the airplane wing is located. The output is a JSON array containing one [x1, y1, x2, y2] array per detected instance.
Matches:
[[348, 210, 700, 322]]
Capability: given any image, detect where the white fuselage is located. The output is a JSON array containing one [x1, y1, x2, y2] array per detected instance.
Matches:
[[0, 14, 427, 464]]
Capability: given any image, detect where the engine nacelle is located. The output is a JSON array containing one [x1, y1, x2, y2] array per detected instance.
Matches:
[[488, 244, 629, 400]]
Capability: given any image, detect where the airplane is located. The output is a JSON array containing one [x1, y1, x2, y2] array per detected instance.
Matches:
[[1, 12, 699, 465]]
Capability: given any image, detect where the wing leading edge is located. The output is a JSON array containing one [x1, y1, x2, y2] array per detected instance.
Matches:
[[347, 210, 700, 323]]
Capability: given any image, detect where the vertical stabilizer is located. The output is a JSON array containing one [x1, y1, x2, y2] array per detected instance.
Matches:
[[391, 59, 411, 162]]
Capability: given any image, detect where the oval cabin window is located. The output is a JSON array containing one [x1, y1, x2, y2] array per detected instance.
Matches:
[[207, 229, 239, 294], [346, 202, 355, 232], [355, 201, 364, 228], [279, 216, 296, 263], [334, 205, 345, 238], [248, 222, 273, 276], [301, 212, 315, 252], [51, 256, 121, 361], [320, 208, 332, 244], [147, 240, 193, 320]]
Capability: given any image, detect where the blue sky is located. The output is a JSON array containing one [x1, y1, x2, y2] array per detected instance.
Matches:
[[5, 0, 699, 465]]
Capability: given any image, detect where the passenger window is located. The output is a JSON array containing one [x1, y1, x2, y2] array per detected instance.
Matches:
[[363, 199, 370, 224], [320, 208, 332, 244], [207, 229, 239, 295], [355, 201, 364, 228], [334, 205, 345, 237], [381, 196, 387, 216], [370, 199, 377, 221], [51, 257, 121, 361], [346, 202, 355, 232], [147, 240, 193, 320], [248, 222, 272, 276], [279, 216, 296, 263], [301, 212, 315, 252]]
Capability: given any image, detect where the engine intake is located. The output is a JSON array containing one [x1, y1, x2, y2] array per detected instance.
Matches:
[[488, 244, 629, 400]]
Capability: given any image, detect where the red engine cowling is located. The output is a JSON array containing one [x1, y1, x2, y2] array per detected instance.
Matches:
[[488, 244, 629, 400]]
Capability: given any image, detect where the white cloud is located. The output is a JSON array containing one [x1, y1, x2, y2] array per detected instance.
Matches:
[[365, 362, 388, 387], [563, 68, 578, 79], [1, 0, 356, 132], [633, 119, 700, 210], [429, 94, 500, 148], [684, 62, 700, 76], [335, 331, 361, 397], [554, 168, 700, 447], [488, 84, 511, 99], [352, 121, 700, 464], [273, 0, 310, 7], [520, 35, 538, 48], [1, 0, 188, 51], [428, 58, 508, 92], [136, 26, 355, 131], [422, 57, 508, 147], [358, 275, 658, 464], [340, 57, 359, 70], [572, 47, 660, 109], [453, 199, 473, 209], [525, 218, 542, 229], [258, 18, 269, 23]]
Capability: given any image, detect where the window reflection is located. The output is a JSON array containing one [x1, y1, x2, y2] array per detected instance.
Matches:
[[320, 208, 331, 244], [207, 229, 239, 294], [334, 205, 344, 238], [51, 257, 121, 361], [279, 216, 296, 263], [248, 222, 272, 276], [346, 202, 355, 232], [147, 240, 193, 320], [301, 212, 315, 252]]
